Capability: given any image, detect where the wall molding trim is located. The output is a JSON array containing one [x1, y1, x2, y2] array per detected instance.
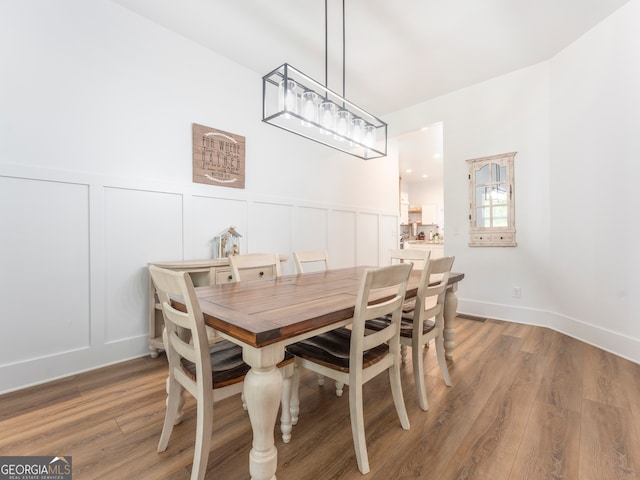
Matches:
[[0, 167, 401, 394], [0, 336, 149, 395], [458, 299, 640, 365]]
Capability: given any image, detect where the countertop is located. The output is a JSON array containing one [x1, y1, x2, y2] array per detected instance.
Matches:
[[406, 240, 444, 245]]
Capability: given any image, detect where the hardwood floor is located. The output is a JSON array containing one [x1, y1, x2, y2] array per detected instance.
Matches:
[[1, 318, 639, 479]]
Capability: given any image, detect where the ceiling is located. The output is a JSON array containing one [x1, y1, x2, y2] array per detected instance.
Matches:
[[397, 123, 443, 185], [111, 0, 629, 181]]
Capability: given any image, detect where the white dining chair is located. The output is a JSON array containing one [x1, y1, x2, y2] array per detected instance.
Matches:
[[149, 266, 293, 480], [389, 247, 430, 269], [287, 263, 413, 474], [366, 255, 455, 411], [390, 248, 431, 314], [293, 249, 330, 274], [293, 249, 331, 390], [228, 252, 282, 281]]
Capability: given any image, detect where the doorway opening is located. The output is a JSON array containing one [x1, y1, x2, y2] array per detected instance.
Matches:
[[396, 121, 444, 245]]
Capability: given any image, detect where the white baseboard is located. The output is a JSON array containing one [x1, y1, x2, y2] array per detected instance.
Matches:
[[458, 299, 640, 366], [0, 336, 150, 395]]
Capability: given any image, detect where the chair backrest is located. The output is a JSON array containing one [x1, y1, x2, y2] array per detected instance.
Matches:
[[293, 249, 330, 274], [389, 248, 430, 269], [148, 266, 211, 399], [350, 263, 413, 369], [228, 253, 282, 282], [414, 256, 455, 324]]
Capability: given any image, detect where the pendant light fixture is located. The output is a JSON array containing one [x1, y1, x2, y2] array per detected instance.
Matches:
[[262, 0, 387, 160]]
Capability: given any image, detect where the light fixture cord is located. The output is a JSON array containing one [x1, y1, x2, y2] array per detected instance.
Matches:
[[342, 0, 346, 102], [324, 0, 347, 106], [325, 0, 328, 91]]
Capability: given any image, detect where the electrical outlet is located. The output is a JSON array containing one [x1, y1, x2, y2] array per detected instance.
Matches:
[[512, 287, 521, 298]]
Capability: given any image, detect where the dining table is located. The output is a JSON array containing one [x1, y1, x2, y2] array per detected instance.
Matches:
[[175, 265, 464, 480]]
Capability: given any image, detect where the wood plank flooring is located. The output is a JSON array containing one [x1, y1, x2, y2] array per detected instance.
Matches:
[[1, 318, 639, 479]]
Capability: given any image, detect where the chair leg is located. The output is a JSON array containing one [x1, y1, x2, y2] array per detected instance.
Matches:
[[280, 364, 293, 443], [163, 374, 186, 425], [316, 373, 325, 386], [348, 382, 370, 474], [158, 376, 182, 452], [335, 381, 344, 397], [412, 341, 429, 411], [389, 362, 410, 430], [435, 335, 452, 386], [290, 363, 300, 426], [190, 392, 213, 480], [400, 344, 408, 364]]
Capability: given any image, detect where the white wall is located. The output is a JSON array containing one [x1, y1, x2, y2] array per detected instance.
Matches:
[[386, 0, 640, 363], [548, 0, 640, 360], [388, 62, 552, 308], [0, 0, 400, 393]]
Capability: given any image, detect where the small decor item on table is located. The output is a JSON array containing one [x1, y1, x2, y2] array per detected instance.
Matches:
[[214, 225, 242, 258]]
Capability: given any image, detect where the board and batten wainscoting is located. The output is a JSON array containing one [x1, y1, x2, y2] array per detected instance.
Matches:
[[0, 169, 399, 394]]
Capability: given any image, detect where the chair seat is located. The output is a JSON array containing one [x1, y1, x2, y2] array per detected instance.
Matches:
[[182, 340, 294, 388], [287, 327, 389, 373], [402, 298, 416, 313], [366, 314, 436, 339]]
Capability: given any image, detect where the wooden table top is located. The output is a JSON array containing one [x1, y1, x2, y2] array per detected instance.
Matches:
[[187, 266, 464, 348]]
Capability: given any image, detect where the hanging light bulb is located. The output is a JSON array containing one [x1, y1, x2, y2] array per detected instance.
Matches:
[[334, 109, 351, 141], [350, 117, 364, 145], [363, 124, 376, 148], [278, 78, 298, 118], [300, 90, 319, 127], [319, 100, 336, 134]]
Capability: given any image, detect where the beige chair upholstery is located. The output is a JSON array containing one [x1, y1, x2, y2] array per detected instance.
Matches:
[[287, 263, 413, 474], [293, 249, 330, 274], [228, 252, 281, 282], [149, 266, 293, 480], [366, 255, 455, 411]]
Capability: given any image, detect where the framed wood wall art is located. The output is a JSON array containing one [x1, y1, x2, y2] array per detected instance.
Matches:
[[192, 123, 245, 189]]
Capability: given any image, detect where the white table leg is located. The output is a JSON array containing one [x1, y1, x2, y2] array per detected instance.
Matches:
[[443, 283, 459, 360], [243, 345, 283, 480], [290, 363, 300, 426], [280, 364, 293, 443]]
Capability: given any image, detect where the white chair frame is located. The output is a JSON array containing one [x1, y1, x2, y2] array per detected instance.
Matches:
[[228, 252, 282, 281], [150, 266, 293, 480], [293, 249, 330, 274], [289, 263, 413, 474]]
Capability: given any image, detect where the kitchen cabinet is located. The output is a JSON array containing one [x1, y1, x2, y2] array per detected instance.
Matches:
[[401, 206, 423, 226], [400, 203, 409, 225], [421, 204, 437, 225], [400, 203, 438, 226], [400, 192, 409, 225]]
